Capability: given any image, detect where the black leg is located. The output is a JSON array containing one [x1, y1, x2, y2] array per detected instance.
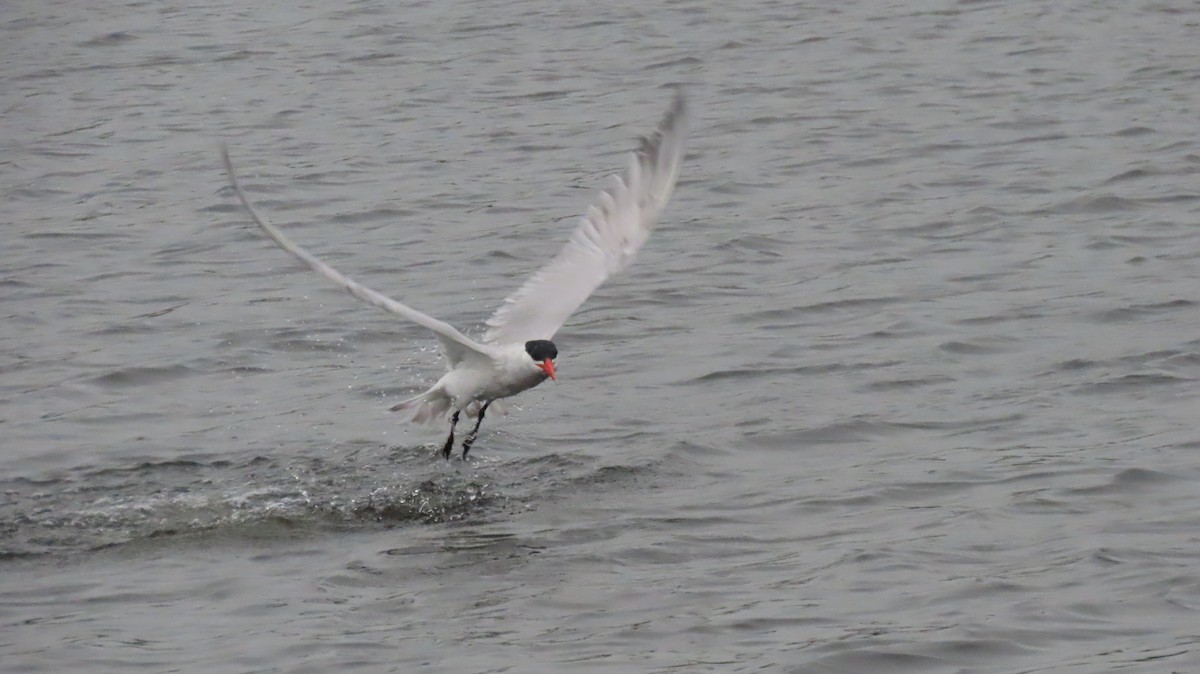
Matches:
[[441, 411, 460, 460], [461, 401, 492, 460]]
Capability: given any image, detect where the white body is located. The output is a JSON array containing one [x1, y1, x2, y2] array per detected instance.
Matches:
[[396, 343, 550, 423]]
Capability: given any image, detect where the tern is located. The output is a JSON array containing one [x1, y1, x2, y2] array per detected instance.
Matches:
[[221, 91, 688, 460]]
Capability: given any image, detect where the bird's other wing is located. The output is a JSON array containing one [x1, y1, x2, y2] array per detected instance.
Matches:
[[482, 90, 689, 345], [220, 146, 491, 368]]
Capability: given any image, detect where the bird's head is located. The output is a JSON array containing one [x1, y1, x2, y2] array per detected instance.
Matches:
[[524, 339, 558, 381]]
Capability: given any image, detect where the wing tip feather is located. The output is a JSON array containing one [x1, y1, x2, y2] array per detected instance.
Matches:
[[481, 90, 689, 345]]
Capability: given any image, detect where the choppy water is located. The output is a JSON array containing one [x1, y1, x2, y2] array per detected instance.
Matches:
[[3, 1, 1199, 671]]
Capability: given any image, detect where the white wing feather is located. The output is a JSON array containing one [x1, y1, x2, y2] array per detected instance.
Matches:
[[482, 90, 689, 345], [220, 146, 491, 368]]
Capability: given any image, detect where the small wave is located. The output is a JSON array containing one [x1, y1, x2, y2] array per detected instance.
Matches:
[[939, 337, 1020, 355], [683, 360, 901, 385], [1103, 168, 1157, 185], [1093, 299, 1196, 324], [1040, 358, 1101, 376], [746, 419, 910, 447], [1074, 373, 1190, 394], [1061, 468, 1183, 497], [329, 207, 422, 225], [1029, 194, 1141, 215], [643, 56, 703, 71], [89, 364, 199, 388], [803, 649, 958, 674], [1114, 126, 1155, 137], [863, 375, 956, 392], [78, 31, 139, 47]]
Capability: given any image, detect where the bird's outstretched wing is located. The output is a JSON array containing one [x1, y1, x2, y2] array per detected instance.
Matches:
[[482, 90, 689, 345], [220, 146, 491, 368]]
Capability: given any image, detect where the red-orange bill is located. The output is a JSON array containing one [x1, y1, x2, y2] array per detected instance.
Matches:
[[540, 359, 557, 381]]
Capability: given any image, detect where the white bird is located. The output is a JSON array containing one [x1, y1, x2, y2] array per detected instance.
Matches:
[[221, 91, 688, 459]]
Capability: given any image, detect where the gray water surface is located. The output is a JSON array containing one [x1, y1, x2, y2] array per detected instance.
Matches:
[[3, 1, 1199, 672]]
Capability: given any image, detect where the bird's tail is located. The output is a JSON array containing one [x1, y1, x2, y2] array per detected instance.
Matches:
[[389, 387, 452, 424]]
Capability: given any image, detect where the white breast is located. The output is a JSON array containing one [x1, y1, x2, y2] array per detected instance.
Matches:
[[440, 344, 549, 406]]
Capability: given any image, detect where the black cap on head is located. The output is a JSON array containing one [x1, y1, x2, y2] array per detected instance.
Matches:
[[524, 339, 558, 362]]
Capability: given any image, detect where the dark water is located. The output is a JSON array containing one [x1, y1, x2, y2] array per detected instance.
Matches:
[[3, 1, 1199, 671]]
